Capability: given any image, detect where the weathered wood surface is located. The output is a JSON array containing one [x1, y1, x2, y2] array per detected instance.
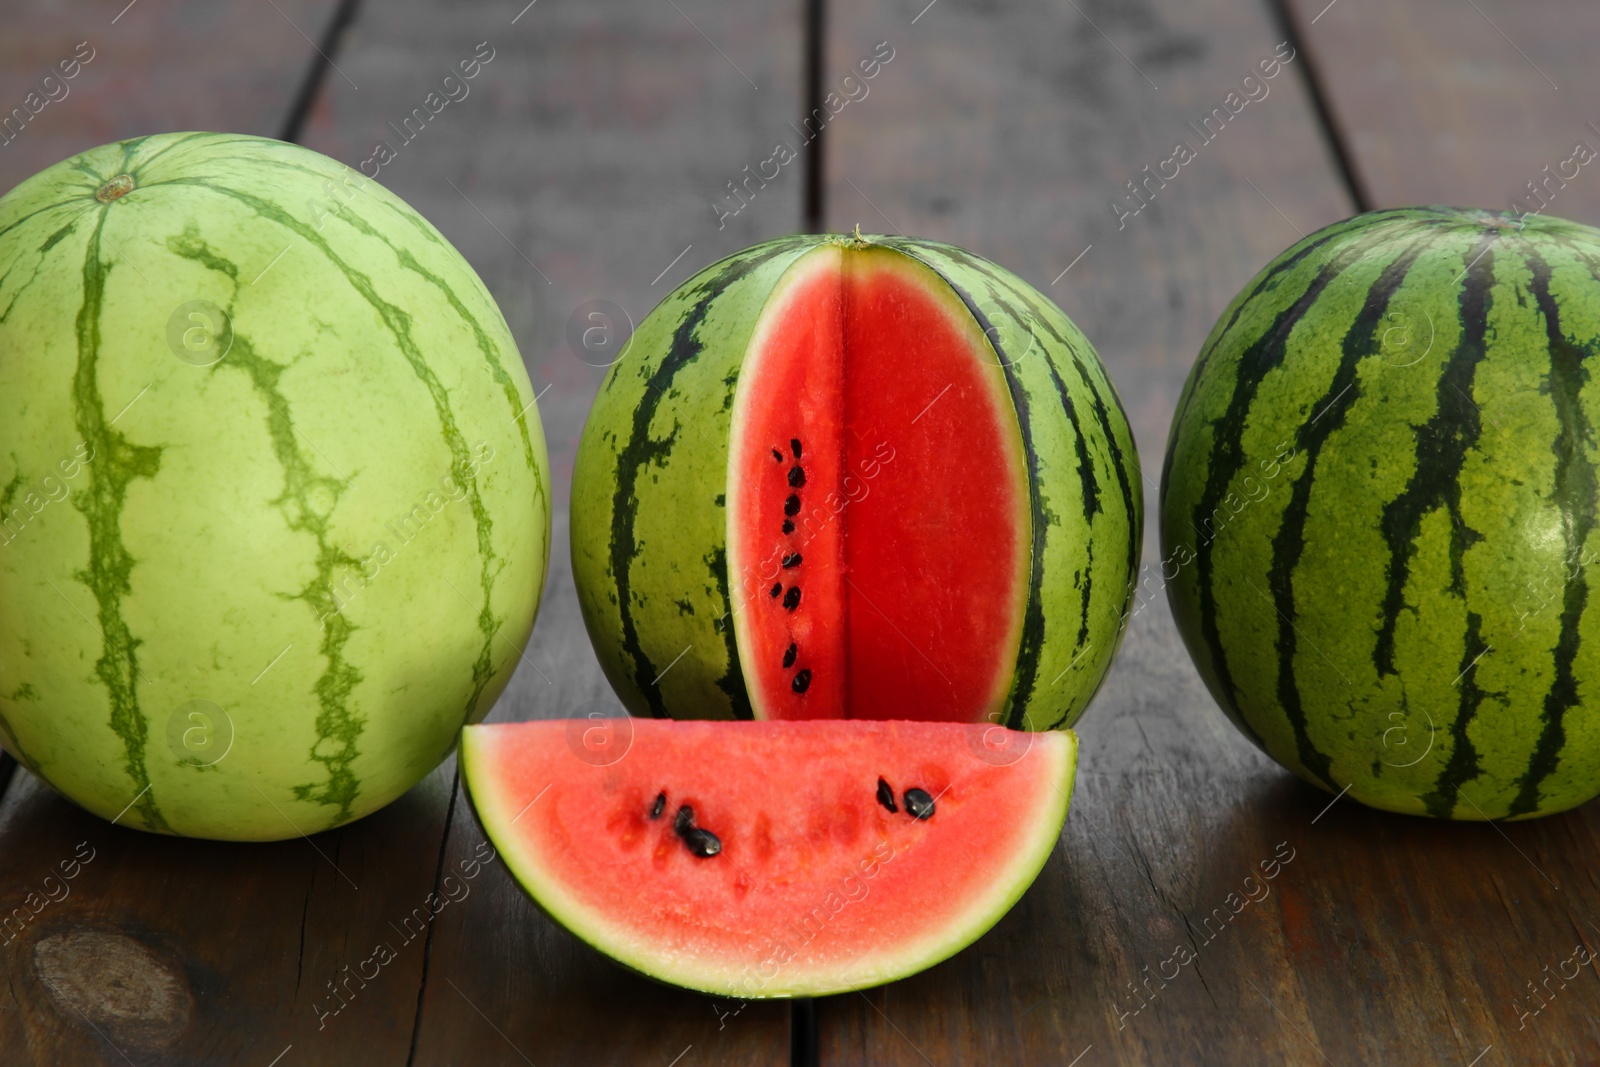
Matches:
[[1285, 0, 1600, 219], [0, 765, 456, 1065], [5, 0, 1600, 1064], [0, 0, 344, 193]]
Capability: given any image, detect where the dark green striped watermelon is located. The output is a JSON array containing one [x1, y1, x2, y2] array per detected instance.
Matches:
[[0, 133, 551, 840], [572, 234, 1141, 730], [1162, 207, 1600, 820]]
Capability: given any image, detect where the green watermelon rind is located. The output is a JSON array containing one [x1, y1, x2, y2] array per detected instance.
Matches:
[[570, 232, 1142, 732], [1161, 206, 1600, 820], [458, 723, 1078, 997], [0, 133, 551, 839]]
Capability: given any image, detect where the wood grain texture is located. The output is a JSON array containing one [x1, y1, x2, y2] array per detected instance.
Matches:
[[0, 0, 343, 194], [815, 0, 1600, 1064], [823, 0, 1351, 490], [0, 763, 455, 1065], [1283, 0, 1600, 222], [297, 0, 810, 1061]]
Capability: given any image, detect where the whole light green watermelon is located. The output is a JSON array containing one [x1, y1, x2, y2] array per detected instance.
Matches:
[[0, 132, 550, 840]]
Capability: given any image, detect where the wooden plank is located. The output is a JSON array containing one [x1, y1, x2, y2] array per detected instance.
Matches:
[[297, 0, 808, 1061], [0, 0, 343, 194], [0, 764, 455, 1065], [1285, 0, 1600, 221], [811, 0, 1600, 1064], [822, 0, 1350, 482]]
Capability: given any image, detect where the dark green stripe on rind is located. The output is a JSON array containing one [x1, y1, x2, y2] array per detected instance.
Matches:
[[1162, 208, 1425, 479], [1373, 234, 1493, 817], [71, 206, 170, 833], [1061, 328, 1141, 642], [1044, 355, 1102, 662], [1, 216, 87, 325], [165, 225, 368, 823], [1269, 239, 1431, 791], [0, 672, 42, 777], [1181, 246, 1358, 749], [603, 241, 809, 718], [1509, 247, 1599, 816], [227, 336, 367, 821], [262, 170, 550, 717], [1173, 216, 1426, 755]]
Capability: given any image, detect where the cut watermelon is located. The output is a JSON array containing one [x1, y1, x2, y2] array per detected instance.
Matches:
[[570, 234, 1143, 733], [460, 718, 1075, 997], [727, 245, 1032, 722]]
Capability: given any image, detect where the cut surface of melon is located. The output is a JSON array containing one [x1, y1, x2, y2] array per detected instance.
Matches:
[[462, 718, 1075, 997], [727, 244, 1031, 722]]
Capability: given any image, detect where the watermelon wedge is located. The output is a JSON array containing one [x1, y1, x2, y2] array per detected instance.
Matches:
[[460, 719, 1076, 996]]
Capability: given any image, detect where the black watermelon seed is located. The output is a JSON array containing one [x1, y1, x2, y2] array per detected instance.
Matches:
[[792, 668, 812, 694], [782, 553, 802, 568], [876, 778, 898, 813], [672, 804, 721, 857], [791, 438, 802, 458], [770, 582, 782, 598], [781, 520, 794, 534], [788, 466, 806, 488], [782, 642, 797, 668], [784, 494, 800, 517], [904, 788, 935, 820], [782, 586, 801, 611], [771, 448, 783, 462], [684, 827, 722, 858], [649, 791, 666, 820]]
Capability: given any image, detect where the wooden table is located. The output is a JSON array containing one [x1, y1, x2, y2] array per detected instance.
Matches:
[[3, 1, 1598, 1063]]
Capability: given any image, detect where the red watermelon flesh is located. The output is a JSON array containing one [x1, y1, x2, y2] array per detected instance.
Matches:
[[726, 245, 1031, 722], [461, 718, 1075, 997]]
